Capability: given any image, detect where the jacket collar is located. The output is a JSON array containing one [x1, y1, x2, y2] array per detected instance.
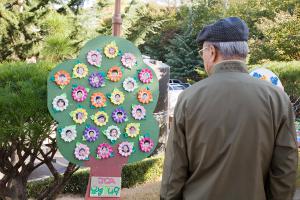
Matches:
[[211, 60, 248, 74]]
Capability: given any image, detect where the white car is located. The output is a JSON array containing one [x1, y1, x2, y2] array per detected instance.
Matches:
[[169, 83, 186, 91], [169, 79, 191, 88]]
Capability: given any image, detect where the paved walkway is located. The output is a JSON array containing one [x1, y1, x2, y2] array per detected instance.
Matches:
[[28, 156, 300, 199], [295, 189, 300, 200], [53, 187, 300, 200]]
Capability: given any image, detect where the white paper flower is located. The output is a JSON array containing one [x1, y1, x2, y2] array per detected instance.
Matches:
[[61, 125, 77, 142], [123, 77, 138, 92], [74, 143, 90, 160], [132, 105, 146, 120], [52, 94, 69, 111], [121, 53, 137, 69], [118, 141, 134, 157], [104, 125, 121, 142]]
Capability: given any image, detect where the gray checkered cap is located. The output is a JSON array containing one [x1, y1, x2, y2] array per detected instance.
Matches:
[[196, 17, 249, 47]]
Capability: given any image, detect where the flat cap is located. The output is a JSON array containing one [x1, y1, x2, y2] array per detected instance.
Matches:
[[196, 17, 249, 46]]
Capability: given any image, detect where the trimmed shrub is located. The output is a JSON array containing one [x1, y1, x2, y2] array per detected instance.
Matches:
[[27, 156, 164, 197], [0, 61, 56, 199]]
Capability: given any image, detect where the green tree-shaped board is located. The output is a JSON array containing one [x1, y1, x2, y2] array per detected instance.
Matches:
[[47, 36, 159, 198]]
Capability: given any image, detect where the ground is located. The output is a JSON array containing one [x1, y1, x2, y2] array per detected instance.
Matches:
[[34, 151, 300, 199], [56, 181, 161, 200], [55, 180, 300, 200]]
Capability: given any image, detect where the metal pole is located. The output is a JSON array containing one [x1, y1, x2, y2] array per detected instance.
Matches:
[[112, 0, 122, 36]]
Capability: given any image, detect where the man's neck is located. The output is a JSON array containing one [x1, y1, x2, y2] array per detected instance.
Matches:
[[209, 60, 248, 75]]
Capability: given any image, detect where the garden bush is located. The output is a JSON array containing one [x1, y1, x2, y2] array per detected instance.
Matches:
[[27, 156, 164, 198], [0, 61, 56, 199]]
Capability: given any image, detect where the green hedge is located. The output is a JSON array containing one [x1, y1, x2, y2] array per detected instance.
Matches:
[[27, 156, 164, 198], [249, 61, 300, 98]]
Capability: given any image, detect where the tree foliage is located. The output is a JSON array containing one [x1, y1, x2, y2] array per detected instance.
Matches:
[[0, 0, 88, 62], [0, 62, 79, 199]]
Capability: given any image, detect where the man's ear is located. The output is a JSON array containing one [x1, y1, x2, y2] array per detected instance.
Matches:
[[210, 45, 218, 62]]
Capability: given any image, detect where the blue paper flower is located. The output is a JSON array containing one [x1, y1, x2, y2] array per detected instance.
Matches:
[[252, 72, 262, 79], [270, 76, 279, 86]]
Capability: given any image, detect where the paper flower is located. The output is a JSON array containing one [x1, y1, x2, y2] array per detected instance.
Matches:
[[260, 75, 267, 81], [125, 123, 140, 138], [61, 125, 77, 142], [252, 72, 262, 79], [52, 94, 69, 111], [132, 105, 146, 120], [70, 108, 88, 124], [54, 70, 71, 87], [118, 141, 134, 157], [107, 66, 122, 82], [89, 72, 105, 88], [93, 111, 108, 126], [139, 68, 153, 84], [74, 143, 90, 160], [250, 68, 284, 90], [111, 108, 127, 123], [110, 89, 125, 105], [87, 50, 102, 67], [123, 77, 138, 92], [121, 53, 137, 69], [90, 92, 106, 108], [83, 126, 100, 142], [73, 63, 88, 78], [270, 76, 279, 86], [139, 137, 154, 153], [96, 143, 113, 159], [104, 42, 119, 58], [104, 125, 121, 142], [72, 86, 88, 102], [137, 89, 153, 104]]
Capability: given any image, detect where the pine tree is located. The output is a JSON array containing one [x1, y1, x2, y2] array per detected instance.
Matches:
[[164, 16, 203, 82], [0, 0, 88, 62]]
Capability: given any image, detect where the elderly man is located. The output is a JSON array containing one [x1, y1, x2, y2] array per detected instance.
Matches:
[[160, 17, 297, 200]]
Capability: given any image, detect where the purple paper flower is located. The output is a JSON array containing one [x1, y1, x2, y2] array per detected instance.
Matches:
[[89, 72, 105, 88], [112, 108, 127, 123], [83, 126, 100, 142]]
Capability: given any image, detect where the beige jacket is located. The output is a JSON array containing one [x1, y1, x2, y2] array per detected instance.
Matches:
[[161, 60, 298, 200]]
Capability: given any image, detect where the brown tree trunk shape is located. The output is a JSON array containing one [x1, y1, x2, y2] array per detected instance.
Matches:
[[84, 147, 129, 200], [37, 163, 79, 200], [7, 176, 27, 200]]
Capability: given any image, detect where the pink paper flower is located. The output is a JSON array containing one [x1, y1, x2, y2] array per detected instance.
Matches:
[[96, 143, 113, 159], [72, 86, 88, 102], [139, 137, 154, 153], [138, 68, 153, 84]]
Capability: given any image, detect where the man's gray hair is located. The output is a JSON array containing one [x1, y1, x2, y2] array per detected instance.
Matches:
[[208, 41, 249, 59]]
